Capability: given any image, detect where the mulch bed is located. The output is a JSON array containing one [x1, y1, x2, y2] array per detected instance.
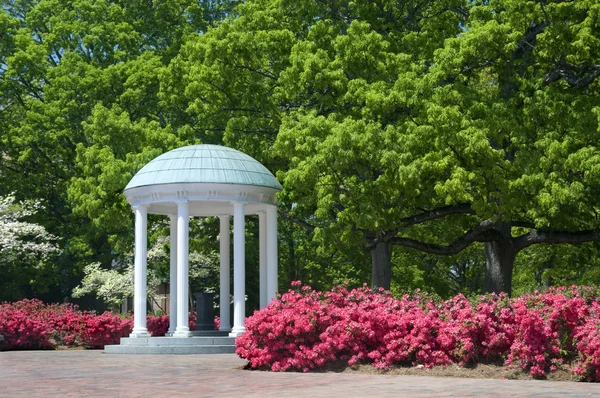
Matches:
[[242, 361, 582, 382]]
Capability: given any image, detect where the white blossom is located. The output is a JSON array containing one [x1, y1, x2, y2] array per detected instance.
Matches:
[[72, 262, 135, 308], [72, 232, 219, 308], [0, 193, 60, 265]]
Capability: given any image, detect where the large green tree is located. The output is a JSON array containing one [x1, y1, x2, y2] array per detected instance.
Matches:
[[4, 0, 600, 299], [165, 0, 600, 293], [161, 0, 402, 289], [0, 0, 222, 300], [275, 0, 600, 293]]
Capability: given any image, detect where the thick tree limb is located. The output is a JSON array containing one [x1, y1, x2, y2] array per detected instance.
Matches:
[[388, 218, 497, 255], [514, 229, 600, 250], [359, 204, 477, 248], [543, 62, 600, 88], [512, 20, 550, 59], [510, 220, 536, 229]]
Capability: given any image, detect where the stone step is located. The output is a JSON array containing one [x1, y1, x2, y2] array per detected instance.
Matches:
[[190, 330, 230, 337], [119, 336, 235, 346], [104, 344, 236, 354]]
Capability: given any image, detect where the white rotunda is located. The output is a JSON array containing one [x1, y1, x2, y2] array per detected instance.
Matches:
[[123, 144, 281, 339]]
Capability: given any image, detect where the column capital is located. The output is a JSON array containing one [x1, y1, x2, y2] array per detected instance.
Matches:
[[231, 201, 247, 207], [132, 204, 149, 212], [176, 200, 190, 217], [265, 204, 278, 214]]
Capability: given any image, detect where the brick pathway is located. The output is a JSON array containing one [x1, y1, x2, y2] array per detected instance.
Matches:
[[0, 351, 598, 397]]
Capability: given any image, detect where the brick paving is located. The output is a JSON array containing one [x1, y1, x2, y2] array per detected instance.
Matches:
[[0, 351, 598, 397]]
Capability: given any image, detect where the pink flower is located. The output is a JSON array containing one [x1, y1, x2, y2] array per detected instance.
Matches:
[[234, 282, 600, 378]]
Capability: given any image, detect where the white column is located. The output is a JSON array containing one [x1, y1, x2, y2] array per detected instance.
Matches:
[[167, 215, 178, 336], [173, 201, 192, 337], [230, 202, 246, 337], [259, 211, 267, 308], [130, 205, 150, 338], [219, 215, 231, 332], [266, 205, 278, 303]]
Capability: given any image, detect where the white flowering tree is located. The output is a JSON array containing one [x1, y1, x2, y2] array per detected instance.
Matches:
[[73, 234, 219, 312], [0, 194, 61, 300], [72, 262, 135, 309], [0, 194, 60, 263]]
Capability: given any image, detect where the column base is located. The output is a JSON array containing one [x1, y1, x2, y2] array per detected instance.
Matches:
[[219, 326, 231, 333], [229, 328, 246, 337], [129, 329, 151, 338], [173, 330, 193, 338]]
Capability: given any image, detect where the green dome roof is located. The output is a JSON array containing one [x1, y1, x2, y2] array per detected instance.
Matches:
[[125, 145, 282, 191]]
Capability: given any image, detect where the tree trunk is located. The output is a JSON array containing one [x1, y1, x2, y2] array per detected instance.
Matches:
[[484, 234, 517, 294], [371, 242, 392, 290]]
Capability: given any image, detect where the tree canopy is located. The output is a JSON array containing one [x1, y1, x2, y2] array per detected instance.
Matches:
[[1, 0, 222, 301], [276, 0, 600, 293], [1, 0, 599, 304]]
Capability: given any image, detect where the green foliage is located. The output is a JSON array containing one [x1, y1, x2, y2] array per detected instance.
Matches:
[[513, 242, 600, 296], [0, 0, 212, 301], [2, 0, 600, 299], [391, 245, 485, 299], [275, 0, 600, 235], [72, 262, 133, 309]]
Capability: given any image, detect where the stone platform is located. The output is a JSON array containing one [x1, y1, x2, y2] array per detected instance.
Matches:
[[104, 332, 236, 354]]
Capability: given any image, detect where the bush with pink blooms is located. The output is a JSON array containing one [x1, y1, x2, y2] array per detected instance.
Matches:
[[146, 314, 170, 337], [0, 302, 51, 350], [0, 299, 200, 350], [0, 299, 132, 349], [236, 282, 600, 381], [572, 300, 600, 381]]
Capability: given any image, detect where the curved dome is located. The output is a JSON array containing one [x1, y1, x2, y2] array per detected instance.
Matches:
[[125, 145, 282, 191]]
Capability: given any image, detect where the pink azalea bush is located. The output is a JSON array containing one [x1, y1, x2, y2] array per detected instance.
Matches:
[[78, 312, 133, 348], [0, 303, 51, 350], [0, 299, 199, 349], [146, 314, 170, 337], [236, 283, 600, 381], [572, 300, 600, 381], [0, 299, 133, 349]]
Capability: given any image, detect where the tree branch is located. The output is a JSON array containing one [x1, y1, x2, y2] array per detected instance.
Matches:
[[514, 229, 600, 250], [388, 218, 497, 255], [510, 220, 536, 229], [543, 62, 600, 88], [397, 203, 475, 227], [512, 20, 551, 60]]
